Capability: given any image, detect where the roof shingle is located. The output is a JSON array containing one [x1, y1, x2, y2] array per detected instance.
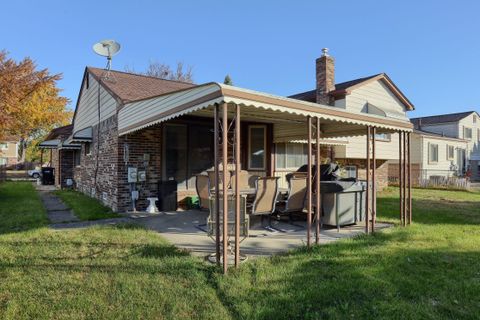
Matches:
[[411, 111, 479, 127], [87, 67, 196, 104]]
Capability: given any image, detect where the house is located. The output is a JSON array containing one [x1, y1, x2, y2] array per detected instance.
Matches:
[[39, 124, 79, 187], [388, 129, 468, 181], [411, 111, 480, 180], [289, 50, 414, 188], [41, 50, 414, 213], [0, 136, 19, 167]]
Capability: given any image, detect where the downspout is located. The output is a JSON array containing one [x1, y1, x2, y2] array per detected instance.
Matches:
[[93, 76, 101, 196]]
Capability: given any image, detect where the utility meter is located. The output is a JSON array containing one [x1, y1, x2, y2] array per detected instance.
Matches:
[[128, 167, 138, 183], [138, 170, 146, 182]]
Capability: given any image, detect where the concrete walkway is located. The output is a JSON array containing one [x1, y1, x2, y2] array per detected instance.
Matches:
[[36, 184, 80, 224]]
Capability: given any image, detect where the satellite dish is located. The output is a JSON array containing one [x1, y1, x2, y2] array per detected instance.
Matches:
[[92, 40, 121, 81]]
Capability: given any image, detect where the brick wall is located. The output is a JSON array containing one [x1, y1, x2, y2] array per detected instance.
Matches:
[[117, 124, 162, 212], [74, 115, 119, 210], [51, 149, 60, 187], [336, 158, 389, 190]]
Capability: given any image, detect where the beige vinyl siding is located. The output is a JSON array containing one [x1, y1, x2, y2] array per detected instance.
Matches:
[[458, 114, 480, 160], [344, 79, 408, 121], [118, 85, 222, 135], [73, 74, 118, 133], [0, 141, 18, 158], [340, 132, 400, 160], [420, 136, 466, 171]]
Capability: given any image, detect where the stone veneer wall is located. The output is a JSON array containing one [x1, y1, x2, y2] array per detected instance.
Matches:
[[117, 124, 162, 213], [74, 115, 119, 210], [51, 149, 60, 187]]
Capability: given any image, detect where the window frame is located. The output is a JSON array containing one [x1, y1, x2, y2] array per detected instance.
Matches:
[[429, 143, 439, 163], [275, 142, 308, 171], [447, 145, 455, 160], [248, 125, 267, 170], [84, 142, 91, 156], [374, 133, 391, 142], [464, 126, 472, 140]]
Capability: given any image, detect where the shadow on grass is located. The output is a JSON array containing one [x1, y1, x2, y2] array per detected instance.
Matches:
[[216, 231, 480, 320], [378, 198, 480, 226]]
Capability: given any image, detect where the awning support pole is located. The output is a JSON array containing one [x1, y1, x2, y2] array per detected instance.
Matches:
[[235, 104, 241, 267], [365, 126, 371, 234], [315, 117, 321, 245], [371, 127, 376, 233], [307, 116, 312, 248], [408, 132, 412, 225], [214, 104, 220, 265], [399, 131, 403, 225], [222, 102, 229, 274]]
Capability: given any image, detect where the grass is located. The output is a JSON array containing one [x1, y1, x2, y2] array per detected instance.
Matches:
[[54, 189, 120, 221], [0, 182, 48, 233], [0, 182, 479, 319]]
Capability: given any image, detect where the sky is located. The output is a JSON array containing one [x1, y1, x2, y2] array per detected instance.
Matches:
[[1, 0, 479, 117]]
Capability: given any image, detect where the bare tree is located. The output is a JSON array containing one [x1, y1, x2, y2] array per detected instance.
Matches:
[[125, 61, 193, 83]]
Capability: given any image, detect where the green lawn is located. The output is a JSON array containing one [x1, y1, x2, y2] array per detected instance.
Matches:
[[0, 183, 479, 319], [0, 182, 48, 234], [54, 189, 120, 221]]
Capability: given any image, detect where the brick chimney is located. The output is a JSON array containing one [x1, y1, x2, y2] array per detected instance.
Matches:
[[316, 48, 335, 105]]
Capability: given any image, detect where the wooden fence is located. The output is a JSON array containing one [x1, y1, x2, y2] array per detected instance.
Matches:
[[0, 165, 6, 183]]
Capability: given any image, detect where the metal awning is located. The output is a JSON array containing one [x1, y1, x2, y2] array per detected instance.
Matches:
[[67, 127, 93, 143], [59, 142, 81, 150], [39, 139, 61, 149], [117, 83, 414, 138]]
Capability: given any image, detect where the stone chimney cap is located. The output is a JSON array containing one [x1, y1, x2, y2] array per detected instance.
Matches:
[[322, 48, 329, 57]]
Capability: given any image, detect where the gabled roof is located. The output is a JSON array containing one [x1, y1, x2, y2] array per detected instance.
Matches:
[[87, 67, 196, 104], [414, 129, 468, 142], [411, 111, 479, 127], [45, 125, 73, 141], [289, 73, 415, 111]]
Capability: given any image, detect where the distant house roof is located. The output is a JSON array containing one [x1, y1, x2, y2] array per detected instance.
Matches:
[[87, 67, 196, 104], [413, 129, 468, 142], [45, 124, 73, 141], [288, 73, 414, 110], [411, 111, 479, 127]]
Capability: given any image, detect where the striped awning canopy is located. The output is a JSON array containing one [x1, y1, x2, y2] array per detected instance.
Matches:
[[117, 83, 413, 140]]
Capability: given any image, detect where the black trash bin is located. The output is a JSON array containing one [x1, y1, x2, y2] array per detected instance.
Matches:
[[158, 180, 177, 211], [41, 167, 55, 185]]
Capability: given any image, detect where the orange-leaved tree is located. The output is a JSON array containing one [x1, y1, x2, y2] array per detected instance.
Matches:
[[0, 50, 71, 163]]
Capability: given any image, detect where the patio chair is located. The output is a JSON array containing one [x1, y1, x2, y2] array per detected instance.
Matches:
[[207, 169, 232, 191], [248, 177, 280, 230], [206, 195, 249, 263], [275, 176, 307, 224], [195, 175, 211, 210], [230, 170, 259, 190]]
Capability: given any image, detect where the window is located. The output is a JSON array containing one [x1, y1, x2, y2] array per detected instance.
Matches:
[[0, 157, 6, 165], [464, 127, 472, 140], [344, 165, 357, 178], [84, 142, 91, 156], [375, 133, 391, 141], [275, 143, 308, 170], [447, 145, 455, 160], [429, 143, 439, 163], [0, 143, 8, 150], [248, 125, 266, 170], [74, 150, 81, 166]]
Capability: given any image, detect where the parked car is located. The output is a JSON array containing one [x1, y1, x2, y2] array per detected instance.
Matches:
[[27, 169, 41, 179]]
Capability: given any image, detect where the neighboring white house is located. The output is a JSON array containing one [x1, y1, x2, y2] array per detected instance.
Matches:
[[411, 111, 480, 180], [288, 50, 415, 188]]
